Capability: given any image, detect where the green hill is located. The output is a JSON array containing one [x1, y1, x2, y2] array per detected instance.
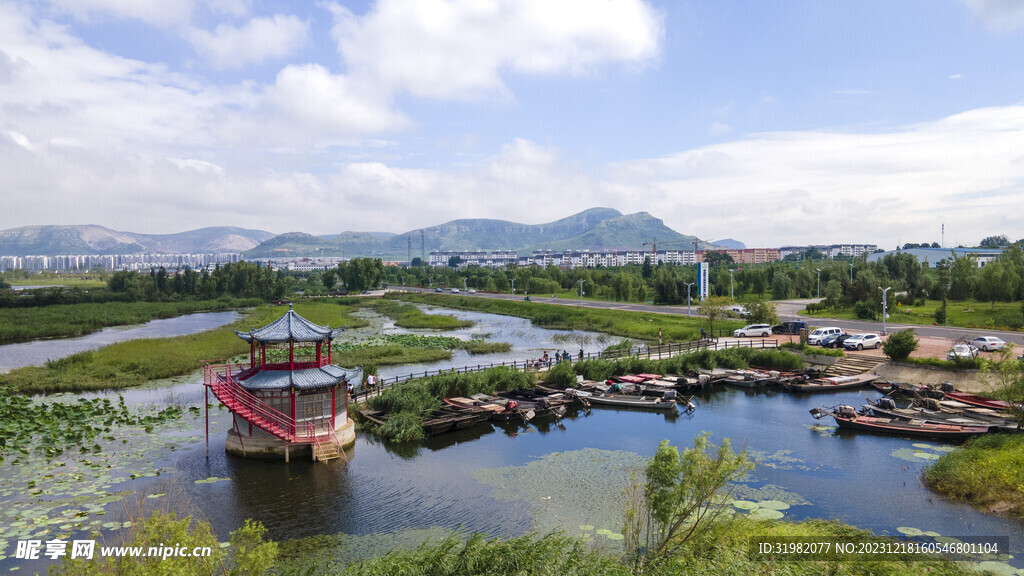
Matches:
[[0, 225, 273, 255], [244, 208, 716, 260]]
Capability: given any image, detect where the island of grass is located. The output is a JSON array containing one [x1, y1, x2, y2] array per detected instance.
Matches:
[[330, 334, 512, 367], [370, 299, 473, 330]]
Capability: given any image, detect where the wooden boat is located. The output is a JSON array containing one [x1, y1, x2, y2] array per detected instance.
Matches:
[[811, 405, 988, 441], [496, 389, 575, 416], [783, 373, 877, 393], [871, 381, 947, 398], [445, 396, 533, 423], [612, 375, 646, 384], [862, 398, 1001, 429], [359, 406, 489, 437], [636, 373, 663, 381], [942, 391, 1020, 411], [570, 388, 690, 412], [913, 398, 1020, 426], [721, 369, 775, 389]]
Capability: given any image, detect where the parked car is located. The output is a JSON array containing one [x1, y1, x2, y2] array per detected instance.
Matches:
[[771, 321, 809, 335], [730, 306, 749, 318], [451, 288, 460, 293], [843, 333, 881, 350], [820, 333, 853, 349], [468, 289, 477, 294], [948, 344, 979, 360], [970, 336, 1006, 352], [434, 287, 443, 292], [734, 324, 772, 337], [807, 327, 842, 346]]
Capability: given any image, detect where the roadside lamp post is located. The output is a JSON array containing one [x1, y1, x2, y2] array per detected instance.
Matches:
[[463, 278, 467, 290], [400, 276, 405, 287], [729, 269, 734, 299], [815, 268, 821, 299], [684, 282, 695, 317], [429, 276, 432, 288], [578, 279, 585, 308], [881, 286, 892, 335], [510, 278, 516, 294], [849, 262, 854, 283]]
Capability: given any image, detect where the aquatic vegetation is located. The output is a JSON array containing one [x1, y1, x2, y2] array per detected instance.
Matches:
[[924, 433, 1024, 518], [276, 527, 456, 574], [729, 483, 811, 507], [474, 448, 644, 535], [0, 387, 183, 458]]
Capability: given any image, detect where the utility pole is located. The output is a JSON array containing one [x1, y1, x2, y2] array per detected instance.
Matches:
[[729, 269, 734, 299], [510, 278, 515, 294], [407, 237, 412, 263], [463, 278, 467, 290], [850, 262, 854, 283], [815, 268, 821, 299], [684, 282, 694, 316], [578, 279, 585, 308], [420, 230, 425, 263], [881, 286, 892, 335]]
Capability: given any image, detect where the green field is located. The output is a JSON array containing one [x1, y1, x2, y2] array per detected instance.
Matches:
[[1, 271, 109, 288], [0, 301, 368, 394], [803, 299, 1024, 331], [392, 293, 743, 342]]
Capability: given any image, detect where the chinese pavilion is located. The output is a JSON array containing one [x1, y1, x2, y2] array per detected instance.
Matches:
[[204, 304, 354, 461]]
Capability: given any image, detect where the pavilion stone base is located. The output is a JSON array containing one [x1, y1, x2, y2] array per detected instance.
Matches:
[[225, 419, 356, 461]]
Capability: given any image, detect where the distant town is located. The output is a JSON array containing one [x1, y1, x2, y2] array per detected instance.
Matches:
[[0, 243, 882, 273]]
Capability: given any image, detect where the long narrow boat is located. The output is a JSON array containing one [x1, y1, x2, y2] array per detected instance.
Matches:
[[359, 406, 489, 437], [811, 406, 988, 441], [861, 399, 1001, 429], [783, 373, 877, 393], [570, 389, 689, 412], [721, 369, 775, 389], [444, 396, 533, 423], [942, 391, 1020, 411]]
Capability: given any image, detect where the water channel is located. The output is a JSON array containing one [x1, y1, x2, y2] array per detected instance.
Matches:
[[1, 305, 1021, 572], [0, 311, 241, 373]]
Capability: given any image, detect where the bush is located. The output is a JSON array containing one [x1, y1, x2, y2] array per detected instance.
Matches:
[[853, 300, 877, 320], [543, 360, 578, 387], [882, 329, 918, 361]]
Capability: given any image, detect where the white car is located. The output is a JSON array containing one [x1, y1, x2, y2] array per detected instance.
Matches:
[[468, 289, 477, 294], [451, 288, 460, 293], [807, 327, 842, 346], [948, 344, 979, 360], [970, 336, 1006, 352], [734, 324, 772, 338], [843, 333, 881, 350]]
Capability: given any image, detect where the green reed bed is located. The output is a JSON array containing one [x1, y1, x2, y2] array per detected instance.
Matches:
[[1, 301, 368, 394], [371, 299, 473, 330], [362, 367, 535, 442], [0, 298, 263, 343], [392, 293, 742, 342], [780, 342, 847, 357], [543, 348, 806, 387], [925, 434, 1024, 518]]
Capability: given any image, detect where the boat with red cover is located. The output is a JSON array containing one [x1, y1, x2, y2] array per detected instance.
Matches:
[[942, 391, 1019, 411], [811, 405, 988, 441]]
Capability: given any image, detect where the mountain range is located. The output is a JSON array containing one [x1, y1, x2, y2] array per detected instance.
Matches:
[[0, 209, 730, 259]]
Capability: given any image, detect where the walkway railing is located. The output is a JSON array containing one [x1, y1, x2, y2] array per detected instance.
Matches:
[[204, 363, 317, 444]]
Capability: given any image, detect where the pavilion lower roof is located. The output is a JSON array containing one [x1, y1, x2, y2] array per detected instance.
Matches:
[[238, 365, 350, 391]]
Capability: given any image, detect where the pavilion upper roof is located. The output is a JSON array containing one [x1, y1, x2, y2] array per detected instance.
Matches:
[[234, 304, 344, 344]]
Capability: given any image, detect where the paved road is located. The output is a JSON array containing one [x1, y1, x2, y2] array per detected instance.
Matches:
[[393, 287, 1024, 348]]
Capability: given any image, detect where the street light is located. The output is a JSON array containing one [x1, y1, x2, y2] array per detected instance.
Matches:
[[510, 278, 516, 294], [684, 282, 695, 316], [578, 279, 585, 308], [881, 286, 892, 335], [729, 269, 734, 299], [815, 268, 821, 299], [429, 275, 432, 288], [463, 278, 467, 290], [849, 262, 854, 283]]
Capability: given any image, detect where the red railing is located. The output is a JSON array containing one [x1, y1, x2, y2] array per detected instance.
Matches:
[[204, 363, 317, 444]]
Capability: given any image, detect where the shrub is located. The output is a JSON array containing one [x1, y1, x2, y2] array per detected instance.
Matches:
[[882, 329, 918, 361]]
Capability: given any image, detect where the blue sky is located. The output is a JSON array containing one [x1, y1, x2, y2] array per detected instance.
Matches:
[[1, 0, 1023, 249]]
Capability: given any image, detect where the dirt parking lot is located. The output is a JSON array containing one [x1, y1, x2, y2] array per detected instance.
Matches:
[[766, 332, 999, 360]]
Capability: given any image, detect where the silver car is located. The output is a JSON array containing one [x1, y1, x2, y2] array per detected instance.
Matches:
[[733, 324, 772, 337], [970, 336, 1005, 352], [947, 344, 979, 360]]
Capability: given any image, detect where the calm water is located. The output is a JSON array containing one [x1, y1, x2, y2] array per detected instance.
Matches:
[[2, 306, 1021, 572], [0, 311, 240, 373]]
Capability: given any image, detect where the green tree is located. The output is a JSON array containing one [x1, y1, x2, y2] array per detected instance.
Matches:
[[770, 273, 792, 299], [698, 296, 729, 337], [977, 261, 1010, 308], [702, 252, 734, 266], [934, 297, 948, 325], [980, 234, 1010, 248], [882, 328, 918, 361], [623, 434, 753, 572], [744, 300, 779, 325], [948, 254, 977, 301]]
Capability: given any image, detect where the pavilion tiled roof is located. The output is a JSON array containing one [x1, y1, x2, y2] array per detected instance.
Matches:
[[238, 364, 350, 391], [234, 304, 344, 344]]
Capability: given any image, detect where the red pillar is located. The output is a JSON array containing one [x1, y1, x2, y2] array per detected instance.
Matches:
[[290, 387, 296, 437], [250, 342, 255, 368], [289, 339, 294, 371], [327, 339, 332, 363], [316, 341, 322, 365]]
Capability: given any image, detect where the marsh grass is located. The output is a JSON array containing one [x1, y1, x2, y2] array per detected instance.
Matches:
[[780, 342, 846, 357], [371, 299, 473, 330], [336, 345, 452, 367], [924, 434, 1024, 518], [459, 339, 512, 354], [569, 348, 805, 384], [392, 293, 742, 342], [1, 301, 368, 394], [0, 298, 262, 342]]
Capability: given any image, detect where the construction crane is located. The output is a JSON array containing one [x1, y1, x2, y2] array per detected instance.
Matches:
[[642, 238, 701, 265]]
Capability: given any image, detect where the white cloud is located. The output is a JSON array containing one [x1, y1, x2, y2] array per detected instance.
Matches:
[[960, 0, 1024, 31], [325, 0, 663, 100], [949, 73, 964, 80], [42, 0, 194, 26], [709, 122, 731, 136], [7, 130, 32, 151], [185, 15, 308, 69], [168, 157, 224, 175]]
